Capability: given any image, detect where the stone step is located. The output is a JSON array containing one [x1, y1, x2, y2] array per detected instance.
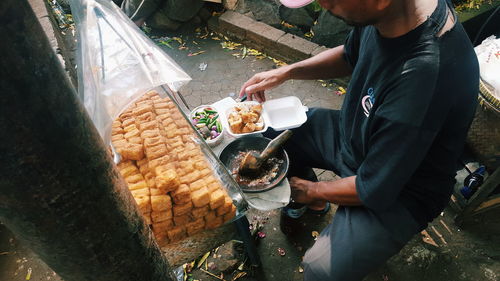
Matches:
[[211, 10, 329, 63]]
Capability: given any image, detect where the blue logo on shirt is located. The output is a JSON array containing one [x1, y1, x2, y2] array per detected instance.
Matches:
[[362, 87, 375, 117]]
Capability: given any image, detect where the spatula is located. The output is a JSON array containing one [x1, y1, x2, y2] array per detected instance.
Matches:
[[238, 130, 293, 177]]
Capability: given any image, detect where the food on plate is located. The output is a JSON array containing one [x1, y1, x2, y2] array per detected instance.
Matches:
[[227, 103, 264, 134], [191, 106, 223, 141], [111, 91, 236, 247]]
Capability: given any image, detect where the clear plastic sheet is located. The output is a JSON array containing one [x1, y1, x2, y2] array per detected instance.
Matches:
[[70, 0, 248, 218], [70, 0, 192, 142]]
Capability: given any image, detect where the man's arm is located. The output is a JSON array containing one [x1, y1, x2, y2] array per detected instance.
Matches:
[[239, 45, 352, 102], [290, 176, 362, 206]]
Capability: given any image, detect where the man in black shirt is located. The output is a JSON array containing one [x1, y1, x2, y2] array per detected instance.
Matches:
[[239, 0, 479, 280]]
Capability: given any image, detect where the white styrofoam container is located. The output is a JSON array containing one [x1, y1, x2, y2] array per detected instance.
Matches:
[[213, 96, 308, 137]]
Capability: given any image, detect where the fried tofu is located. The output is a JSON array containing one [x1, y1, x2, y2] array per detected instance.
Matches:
[[134, 196, 151, 213], [209, 190, 225, 209], [167, 226, 186, 242], [121, 143, 144, 160], [155, 168, 180, 193], [118, 164, 139, 178], [173, 214, 192, 226], [179, 171, 200, 185], [205, 216, 223, 229], [186, 218, 205, 236], [153, 219, 174, 233], [126, 173, 144, 184], [171, 184, 191, 204], [223, 205, 237, 222], [191, 187, 210, 208], [241, 122, 256, 133], [142, 213, 152, 225], [191, 205, 210, 218], [189, 179, 206, 192], [151, 195, 172, 211], [145, 144, 168, 160], [128, 181, 148, 191], [151, 209, 173, 223], [216, 196, 233, 216], [131, 187, 150, 198], [173, 201, 192, 217]]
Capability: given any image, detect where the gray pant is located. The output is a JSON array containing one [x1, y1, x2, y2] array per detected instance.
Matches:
[[265, 108, 422, 280], [303, 204, 420, 281]]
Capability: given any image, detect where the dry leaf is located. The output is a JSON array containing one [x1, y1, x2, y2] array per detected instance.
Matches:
[[197, 252, 211, 268], [231, 272, 247, 281], [312, 231, 319, 240], [188, 51, 205, 56], [25, 268, 32, 280], [172, 37, 183, 44], [298, 266, 304, 273]]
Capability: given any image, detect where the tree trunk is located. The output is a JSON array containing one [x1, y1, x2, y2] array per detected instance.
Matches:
[[0, 1, 175, 280]]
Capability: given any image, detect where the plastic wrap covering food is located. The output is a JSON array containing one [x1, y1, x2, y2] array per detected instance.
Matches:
[[70, 0, 248, 246], [70, 0, 191, 142], [112, 89, 247, 245]]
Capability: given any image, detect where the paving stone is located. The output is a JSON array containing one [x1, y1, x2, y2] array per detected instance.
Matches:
[[246, 21, 285, 51], [311, 45, 330, 57], [207, 16, 220, 32], [277, 33, 319, 61], [219, 11, 254, 40]]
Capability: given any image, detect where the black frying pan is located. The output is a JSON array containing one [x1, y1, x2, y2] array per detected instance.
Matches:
[[219, 136, 289, 193]]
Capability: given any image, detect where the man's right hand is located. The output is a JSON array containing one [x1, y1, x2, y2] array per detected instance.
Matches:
[[238, 67, 290, 103]]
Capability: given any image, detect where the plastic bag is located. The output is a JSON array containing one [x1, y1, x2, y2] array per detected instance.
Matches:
[[71, 0, 191, 142], [70, 0, 248, 222], [475, 35, 500, 99]]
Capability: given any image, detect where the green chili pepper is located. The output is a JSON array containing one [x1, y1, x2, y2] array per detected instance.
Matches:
[[216, 121, 222, 132]]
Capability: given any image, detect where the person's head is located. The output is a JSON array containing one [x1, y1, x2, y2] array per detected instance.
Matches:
[[280, 0, 393, 27]]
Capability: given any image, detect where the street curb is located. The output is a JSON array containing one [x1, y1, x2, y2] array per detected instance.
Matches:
[[209, 11, 330, 63]]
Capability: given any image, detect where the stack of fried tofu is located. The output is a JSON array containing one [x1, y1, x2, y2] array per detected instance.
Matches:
[[111, 91, 236, 246]]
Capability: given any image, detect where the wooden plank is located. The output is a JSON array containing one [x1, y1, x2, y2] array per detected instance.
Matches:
[[473, 194, 500, 214], [455, 167, 500, 224]]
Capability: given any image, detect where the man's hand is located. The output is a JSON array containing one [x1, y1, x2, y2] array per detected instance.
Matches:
[[290, 176, 318, 205], [238, 67, 289, 102]]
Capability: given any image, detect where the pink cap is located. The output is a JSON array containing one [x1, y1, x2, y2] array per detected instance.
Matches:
[[280, 0, 315, 8]]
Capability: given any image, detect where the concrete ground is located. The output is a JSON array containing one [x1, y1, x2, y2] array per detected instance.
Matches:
[[1, 7, 499, 281]]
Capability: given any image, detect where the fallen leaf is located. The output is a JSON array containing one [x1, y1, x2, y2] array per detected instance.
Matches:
[[312, 231, 319, 240], [188, 51, 205, 56], [231, 272, 247, 281], [172, 37, 183, 44], [298, 266, 304, 273], [197, 251, 211, 268], [26, 268, 32, 280], [242, 46, 247, 59], [237, 261, 245, 271], [281, 21, 295, 28]]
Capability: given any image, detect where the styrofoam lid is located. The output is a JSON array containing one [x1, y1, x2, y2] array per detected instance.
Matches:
[[263, 96, 308, 131]]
